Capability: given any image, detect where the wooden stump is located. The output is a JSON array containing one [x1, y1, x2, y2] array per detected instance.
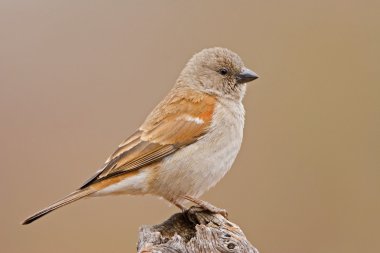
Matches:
[[137, 207, 259, 253]]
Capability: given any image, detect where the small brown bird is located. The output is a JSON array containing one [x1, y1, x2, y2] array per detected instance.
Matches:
[[22, 47, 258, 225]]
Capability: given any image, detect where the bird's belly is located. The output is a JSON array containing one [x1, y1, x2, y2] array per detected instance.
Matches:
[[151, 115, 244, 202]]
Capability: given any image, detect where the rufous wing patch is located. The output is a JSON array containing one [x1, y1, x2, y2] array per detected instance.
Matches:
[[141, 91, 216, 145]]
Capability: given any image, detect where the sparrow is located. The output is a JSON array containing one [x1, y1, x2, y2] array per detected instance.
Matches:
[[22, 47, 258, 225]]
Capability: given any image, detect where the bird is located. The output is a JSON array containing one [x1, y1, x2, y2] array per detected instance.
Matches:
[[22, 47, 259, 225]]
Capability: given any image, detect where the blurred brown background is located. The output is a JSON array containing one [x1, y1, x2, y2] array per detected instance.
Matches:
[[1, 1, 379, 252]]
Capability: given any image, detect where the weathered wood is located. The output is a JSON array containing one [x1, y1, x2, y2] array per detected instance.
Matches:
[[137, 207, 259, 253]]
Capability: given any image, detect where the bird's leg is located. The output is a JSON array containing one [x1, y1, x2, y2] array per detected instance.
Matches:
[[169, 198, 187, 212], [183, 195, 228, 218], [175, 202, 187, 212]]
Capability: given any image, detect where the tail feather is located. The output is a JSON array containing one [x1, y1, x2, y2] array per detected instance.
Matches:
[[22, 188, 95, 225]]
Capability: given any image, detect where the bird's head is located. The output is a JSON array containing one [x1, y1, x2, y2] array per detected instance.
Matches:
[[177, 47, 259, 100]]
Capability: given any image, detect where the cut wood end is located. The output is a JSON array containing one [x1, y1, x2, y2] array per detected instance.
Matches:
[[137, 206, 259, 253]]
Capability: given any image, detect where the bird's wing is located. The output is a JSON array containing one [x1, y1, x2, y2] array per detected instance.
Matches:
[[79, 91, 216, 189]]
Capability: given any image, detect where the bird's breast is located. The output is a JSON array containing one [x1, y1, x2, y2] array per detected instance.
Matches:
[[151, 100, 245, 200]]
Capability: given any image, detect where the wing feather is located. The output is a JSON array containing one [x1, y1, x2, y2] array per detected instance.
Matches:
[[79, 91, 216, 189]]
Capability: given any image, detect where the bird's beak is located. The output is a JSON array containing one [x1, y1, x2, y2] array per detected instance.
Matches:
[[236, 68, 259, 84]]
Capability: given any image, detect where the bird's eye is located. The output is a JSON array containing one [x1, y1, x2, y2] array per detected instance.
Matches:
[[218, 68, 229, 76]]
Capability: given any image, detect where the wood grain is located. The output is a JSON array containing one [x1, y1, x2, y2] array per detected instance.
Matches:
[[137, 207, 259, 253]]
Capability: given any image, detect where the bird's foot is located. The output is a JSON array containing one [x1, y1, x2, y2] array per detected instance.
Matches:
[[183, 195, 228, 219]]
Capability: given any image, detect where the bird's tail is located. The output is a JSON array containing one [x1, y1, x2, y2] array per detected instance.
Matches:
[[22, 188, 96, 225]]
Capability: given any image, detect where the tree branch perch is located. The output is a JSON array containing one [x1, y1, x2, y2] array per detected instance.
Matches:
[[137, 206, 259, 253]]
